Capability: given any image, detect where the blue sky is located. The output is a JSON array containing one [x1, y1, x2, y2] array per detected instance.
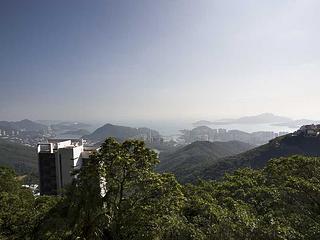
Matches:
[[1, 0, 319, 121]]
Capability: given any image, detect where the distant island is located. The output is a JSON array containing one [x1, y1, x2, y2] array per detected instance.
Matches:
[[193, 113, 319, 128], [83, 123, 162, 144], [193, 113, 292, 126], [272, 119, 320, 129]]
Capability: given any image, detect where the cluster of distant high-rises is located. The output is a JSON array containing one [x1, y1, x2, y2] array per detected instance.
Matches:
[[0, 128, 20, 137], [180, 126, 289, 146]]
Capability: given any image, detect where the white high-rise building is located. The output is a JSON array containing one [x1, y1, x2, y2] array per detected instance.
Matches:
[[37, 139, 97, 195]]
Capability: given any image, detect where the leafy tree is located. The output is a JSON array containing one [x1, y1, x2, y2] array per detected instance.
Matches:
[[3, 140, 320, 240], [182, 156, 320, 240], [94, 138, 185, 239], [0, 167, 57, 240], [263, 156, 320, 239], [39, 138, 186, 240]]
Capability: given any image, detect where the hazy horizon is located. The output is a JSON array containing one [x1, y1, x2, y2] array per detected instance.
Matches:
[[1, 0, 320, 121], [1, 111, 319, 124]]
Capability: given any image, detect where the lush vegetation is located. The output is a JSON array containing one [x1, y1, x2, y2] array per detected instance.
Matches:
[[1, 138, 320, 239], [0, 167, 58, 239], [197, 134, 320, 182], [0, 139, 38, 184], [157, 140, 254, 183]]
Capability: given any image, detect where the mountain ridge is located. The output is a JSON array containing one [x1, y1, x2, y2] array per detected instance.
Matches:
[[195, 133, 320, 182], [84, 123, 161, 143], [157, 140, 254, 182], [194, 113, 293, 126], [0, 119, 48, 132]]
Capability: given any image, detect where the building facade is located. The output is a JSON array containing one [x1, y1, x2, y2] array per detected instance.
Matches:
[[37, 139, 96, 195]]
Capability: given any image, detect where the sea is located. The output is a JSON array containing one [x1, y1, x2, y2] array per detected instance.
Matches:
[[91, 120, 298, 136], [57, 120, 299, 139]]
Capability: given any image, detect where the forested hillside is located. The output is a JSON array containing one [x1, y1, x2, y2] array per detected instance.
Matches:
[[0, 139, 37, 177], [1, 138, 320, 239], [198, 134, 320, 181], [157, 140, 254, 182]]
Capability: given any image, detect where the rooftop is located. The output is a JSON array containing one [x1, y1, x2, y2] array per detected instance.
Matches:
[[37, 139, 84, 153]]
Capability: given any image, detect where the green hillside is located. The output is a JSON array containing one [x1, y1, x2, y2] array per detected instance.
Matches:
[[197, 134, 320, 181], [3, 138, 320, 239], [0, 139, 37, 179], [157, 140, 254, 182]]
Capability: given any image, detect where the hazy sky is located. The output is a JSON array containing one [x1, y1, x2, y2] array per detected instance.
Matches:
[[1, 0, 320, 121]]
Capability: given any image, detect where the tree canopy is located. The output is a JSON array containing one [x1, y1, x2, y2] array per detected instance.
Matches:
[[1, 138, 320, 239]]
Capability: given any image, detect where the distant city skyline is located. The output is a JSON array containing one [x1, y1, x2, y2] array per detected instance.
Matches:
[[1, 0, 320, 121]]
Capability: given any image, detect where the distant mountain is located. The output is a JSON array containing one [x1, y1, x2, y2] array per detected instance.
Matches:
[[196, 133, 320, 182], [0, 119, 48, 132], [0, 139, 37, 176], [272, 119, 320, 129], [62, 129, 91, 136], [51, 121, 91, 131], [36, 120, 62, 126], [193, 120, 215, 126], [231, 113, 291, 124], [157, 141, 254, 182], [84, 123, 161, 143], [193, 113, 292, 125]]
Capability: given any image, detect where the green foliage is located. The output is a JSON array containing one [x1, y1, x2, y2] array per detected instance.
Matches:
[[87, 138, 185, 240], [2, 137, 320, 240], [37, 138, 185, 240], [199, 134, 320, 182], [0, 167, 58, 240], [157, 141, 253, 183], [182, 156, 320, 239], [0, 139, 38, 184]]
